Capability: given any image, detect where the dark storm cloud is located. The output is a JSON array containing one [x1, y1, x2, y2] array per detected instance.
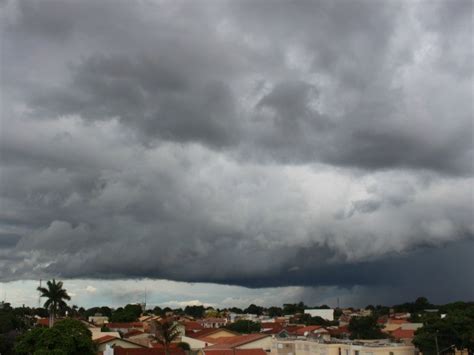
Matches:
[[1, 0, 473, 302]]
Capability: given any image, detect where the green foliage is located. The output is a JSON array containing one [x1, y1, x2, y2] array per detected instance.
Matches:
[[229, 307, 244, 314], [348, 316, 388, 340], [84, 306, 112, 319], [267, 306, 283, 317], [177, 341, 191, 351], [226, 320, 261, 333], [283, 302, 306, 315], [0, 303, 30, 355], [393, 297, 435, 314], [244, 304, 264, 316], [413, 306, 474, 355], [15, 318, 96, 355], [154, 319, 181, 352], [185, 305, 205, 319], [111, 304, 142, 322], [299, 314, 338, 327], [37, 279, 71, 321]]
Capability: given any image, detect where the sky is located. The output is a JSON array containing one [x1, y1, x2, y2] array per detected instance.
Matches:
[[0, 0, 473, 309]]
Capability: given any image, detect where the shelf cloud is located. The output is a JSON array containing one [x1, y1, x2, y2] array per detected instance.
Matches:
[[1, 0, 473, 303]]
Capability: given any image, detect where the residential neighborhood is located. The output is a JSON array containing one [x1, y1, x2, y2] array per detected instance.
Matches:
[[0, 281, 472, 355]]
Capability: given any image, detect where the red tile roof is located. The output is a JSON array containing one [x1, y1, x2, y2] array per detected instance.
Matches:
[[94, 335, 120, 344], [261, 323, 284, 334], [190, 328, 239, 339], [36, 318, 50, 327], [387, 319, 407, 324], [391, 328, 415, 339], [204, 349, 267, 355], [204, 334, 269, 350], [114, 348, 185, 355], [107, 322, 144, 329], [327, 326, 350, 336], [124, 329, 146, 338], [184, 321, 205, 331], [200, 318, 227, 323], [295, 326, 323, 335]]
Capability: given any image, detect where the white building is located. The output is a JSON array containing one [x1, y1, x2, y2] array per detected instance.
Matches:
[[271, 339, 416, 355], [304, 309, 335, 321]]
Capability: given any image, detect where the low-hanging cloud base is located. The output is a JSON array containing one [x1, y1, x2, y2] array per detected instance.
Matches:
[[0, 0, 473, 304]]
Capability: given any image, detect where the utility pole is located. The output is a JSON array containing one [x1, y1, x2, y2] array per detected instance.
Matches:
[[435, 331, 440, 355]]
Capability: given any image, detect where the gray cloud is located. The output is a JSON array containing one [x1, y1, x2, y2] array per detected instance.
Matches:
[[0, 0, 473, 303]]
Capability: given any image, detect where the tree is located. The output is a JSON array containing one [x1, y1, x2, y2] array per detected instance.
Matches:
[[228, 307, 244, 314], [413, 307, 474, 355], [348, 316, 388, 340], [177, 342, 191, 351], [37, 280, 71, 327], [111, 304, 142, 322], [244, 304, 263, 316], [268, 306, 283, 317], [185, 305, 205, 319], [154, 318, 181, 355], [226, 320, 261, 334], [0, 303, 29, 355], [283, 302, 306, 315], [15, 318, 96, 355]]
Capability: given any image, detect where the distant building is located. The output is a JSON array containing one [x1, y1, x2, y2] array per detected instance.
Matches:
[[88, 314, 109, 326], [304, 309, 335, 321], [270, 338, 416, 355], [199, 318, 228, 329]]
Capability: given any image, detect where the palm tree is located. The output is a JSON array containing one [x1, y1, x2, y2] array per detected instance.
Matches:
[[37, 279, 71, 327], [154, 318, 182, 355]]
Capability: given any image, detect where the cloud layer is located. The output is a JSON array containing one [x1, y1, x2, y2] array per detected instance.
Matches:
[[1, 0, 473, 303]]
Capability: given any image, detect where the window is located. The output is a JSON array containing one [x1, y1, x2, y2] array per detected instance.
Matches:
[[390, 352, 394, 355], [339, 348, 342, 355], [278, 344, 283, 349], [355, 351, 360, 355]]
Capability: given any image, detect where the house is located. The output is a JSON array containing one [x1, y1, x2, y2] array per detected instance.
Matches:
[[91, 328, 121, 340], [199, 318, 228, 329], [383, 319, 409, 333], [123, 329, 155, 347], [184, 320, 205, 334], [202, 334, 272, 353], [104, 345, 186, 355], [304, 309, 334, 321], [326, 325, 350, 338], [261, 323, 284, 334], [203, 349, 267, 355], [95, 335, 147, 353], [390, 328, 416, 345], [270, 338, 416, 355], [89, 314, 109, 326], [107, 322, 145, 333], [181, 328, 240, 350], [294, 326, 330, 341]]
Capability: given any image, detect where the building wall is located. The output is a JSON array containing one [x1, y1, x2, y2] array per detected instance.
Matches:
[[206, 330, 238, 339], [89, 316, 109, 326], [271, 339, 416, 355], [237, 337, 272, 351], [304, 310, 335, 321], [182, 336, 209, 350], [91, 328, 121, 340], [97, 339, 143, 352]]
